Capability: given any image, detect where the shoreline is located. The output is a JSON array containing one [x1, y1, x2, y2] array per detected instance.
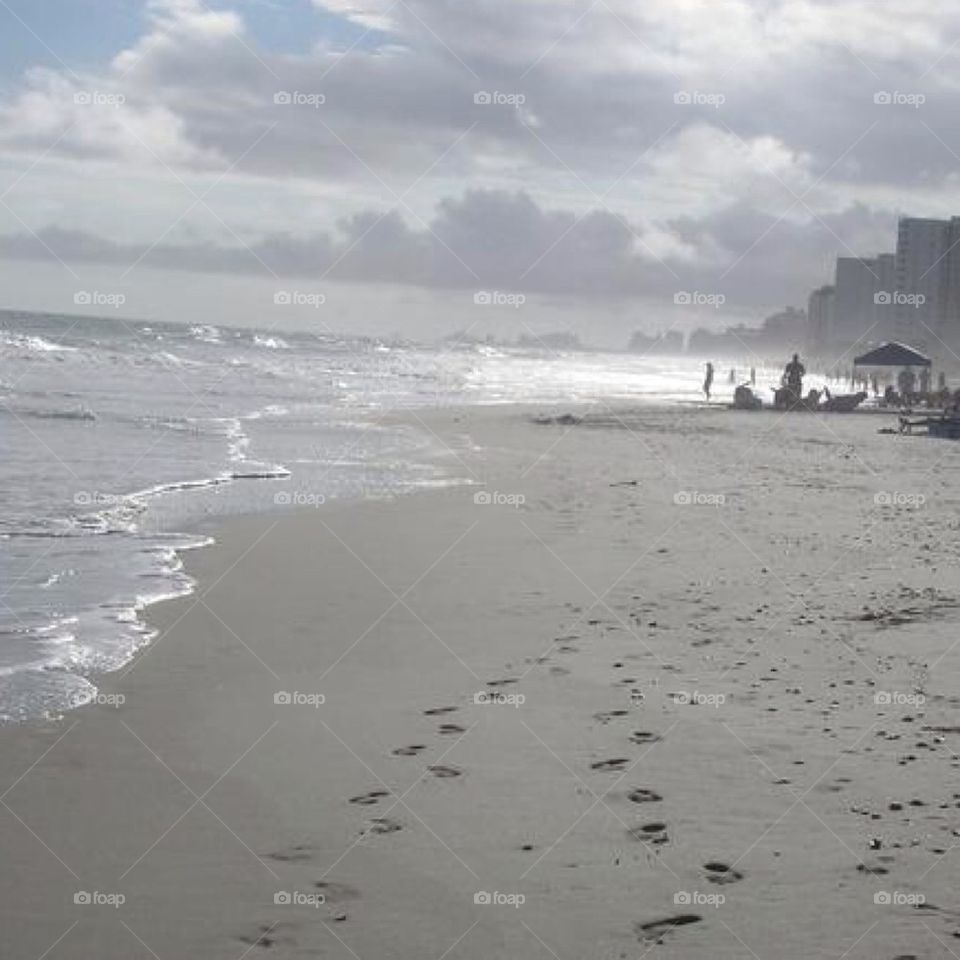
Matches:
[[3, 402, 960, 958]]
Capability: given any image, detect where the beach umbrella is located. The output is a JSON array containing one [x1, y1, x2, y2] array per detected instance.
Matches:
[[853, 342, 932, 367]]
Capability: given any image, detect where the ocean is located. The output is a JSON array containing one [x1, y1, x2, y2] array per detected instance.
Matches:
[[0, 310, 734, 723]]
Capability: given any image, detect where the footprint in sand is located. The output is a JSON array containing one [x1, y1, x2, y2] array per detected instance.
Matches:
[[635, 914, 702, 942], [313, 881, 361, 903], [629, 731, 662, 745], [428, 764, 462, 778], [392, 745, 427, 757], [593, 709, 630, 725], [424, 706, 459, 716], [591, 758, 631, 772], [704, 861, 744, 884], [627, 788, 663, 803], [438, 723, 467, 735], [237, 923, 299, 950], [364, 817, 403, 836], [627, 822, 669, 844], [486, 678, 519, 687], [264, 843, 315, 863], [349, 789, 390, 806]]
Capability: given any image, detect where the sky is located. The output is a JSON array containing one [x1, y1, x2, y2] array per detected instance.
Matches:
[[1, 0, 960, 345]]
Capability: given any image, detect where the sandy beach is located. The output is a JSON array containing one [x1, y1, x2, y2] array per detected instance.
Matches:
[[3, 402, 960, 959]]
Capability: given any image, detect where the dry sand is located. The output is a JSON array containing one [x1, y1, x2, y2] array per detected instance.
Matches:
[[3, 403, 960, 959]]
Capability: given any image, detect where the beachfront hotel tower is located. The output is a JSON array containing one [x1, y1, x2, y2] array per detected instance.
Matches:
[[814, 216, 960, 356]]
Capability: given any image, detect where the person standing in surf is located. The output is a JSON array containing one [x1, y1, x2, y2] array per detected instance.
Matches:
[[703, 362, 714, 401]]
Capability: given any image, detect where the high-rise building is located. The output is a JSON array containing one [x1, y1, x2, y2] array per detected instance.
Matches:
[[808, 216, 960, 358], [893, 217, 952, 344], [937, 216, 960, 345], [807, 285, 835, 352], [832, 256, 884, 348]]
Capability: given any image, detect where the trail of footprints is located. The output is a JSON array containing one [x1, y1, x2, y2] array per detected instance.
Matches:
[[251, 634, 747, 953], [243, 705, 473, 950], [349, 703, 478, 843], [581, 633, 752, 947]]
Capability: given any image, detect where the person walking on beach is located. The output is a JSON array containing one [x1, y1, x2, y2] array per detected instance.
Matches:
[[703, 362, 714, 401]]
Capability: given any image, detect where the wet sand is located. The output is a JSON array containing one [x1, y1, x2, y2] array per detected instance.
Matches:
[[3, 403, 960, 959]]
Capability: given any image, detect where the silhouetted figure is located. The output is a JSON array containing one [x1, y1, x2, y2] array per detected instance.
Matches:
[[733, 383, 762, 409], [784, 353, 805, 399], [750, 367, 756, 386], [703, 362, 714, 401], [728, 367, 736, 384], [871, 374, 879, 396], [919, 367, 930, 397]]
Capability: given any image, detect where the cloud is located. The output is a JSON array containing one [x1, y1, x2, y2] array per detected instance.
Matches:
[[0, 191, 664, 296], [2, 0, 960, 323], [312, 0, 397, 33], [0, 188, 901, 313]]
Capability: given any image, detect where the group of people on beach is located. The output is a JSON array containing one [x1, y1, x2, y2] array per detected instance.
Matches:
[[703, 354, 804, 403], [703, 363, 759, 401], [704, 353, 959, 413]]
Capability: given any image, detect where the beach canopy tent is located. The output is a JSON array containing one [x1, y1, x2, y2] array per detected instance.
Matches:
[[853, 342, 931, 368]]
